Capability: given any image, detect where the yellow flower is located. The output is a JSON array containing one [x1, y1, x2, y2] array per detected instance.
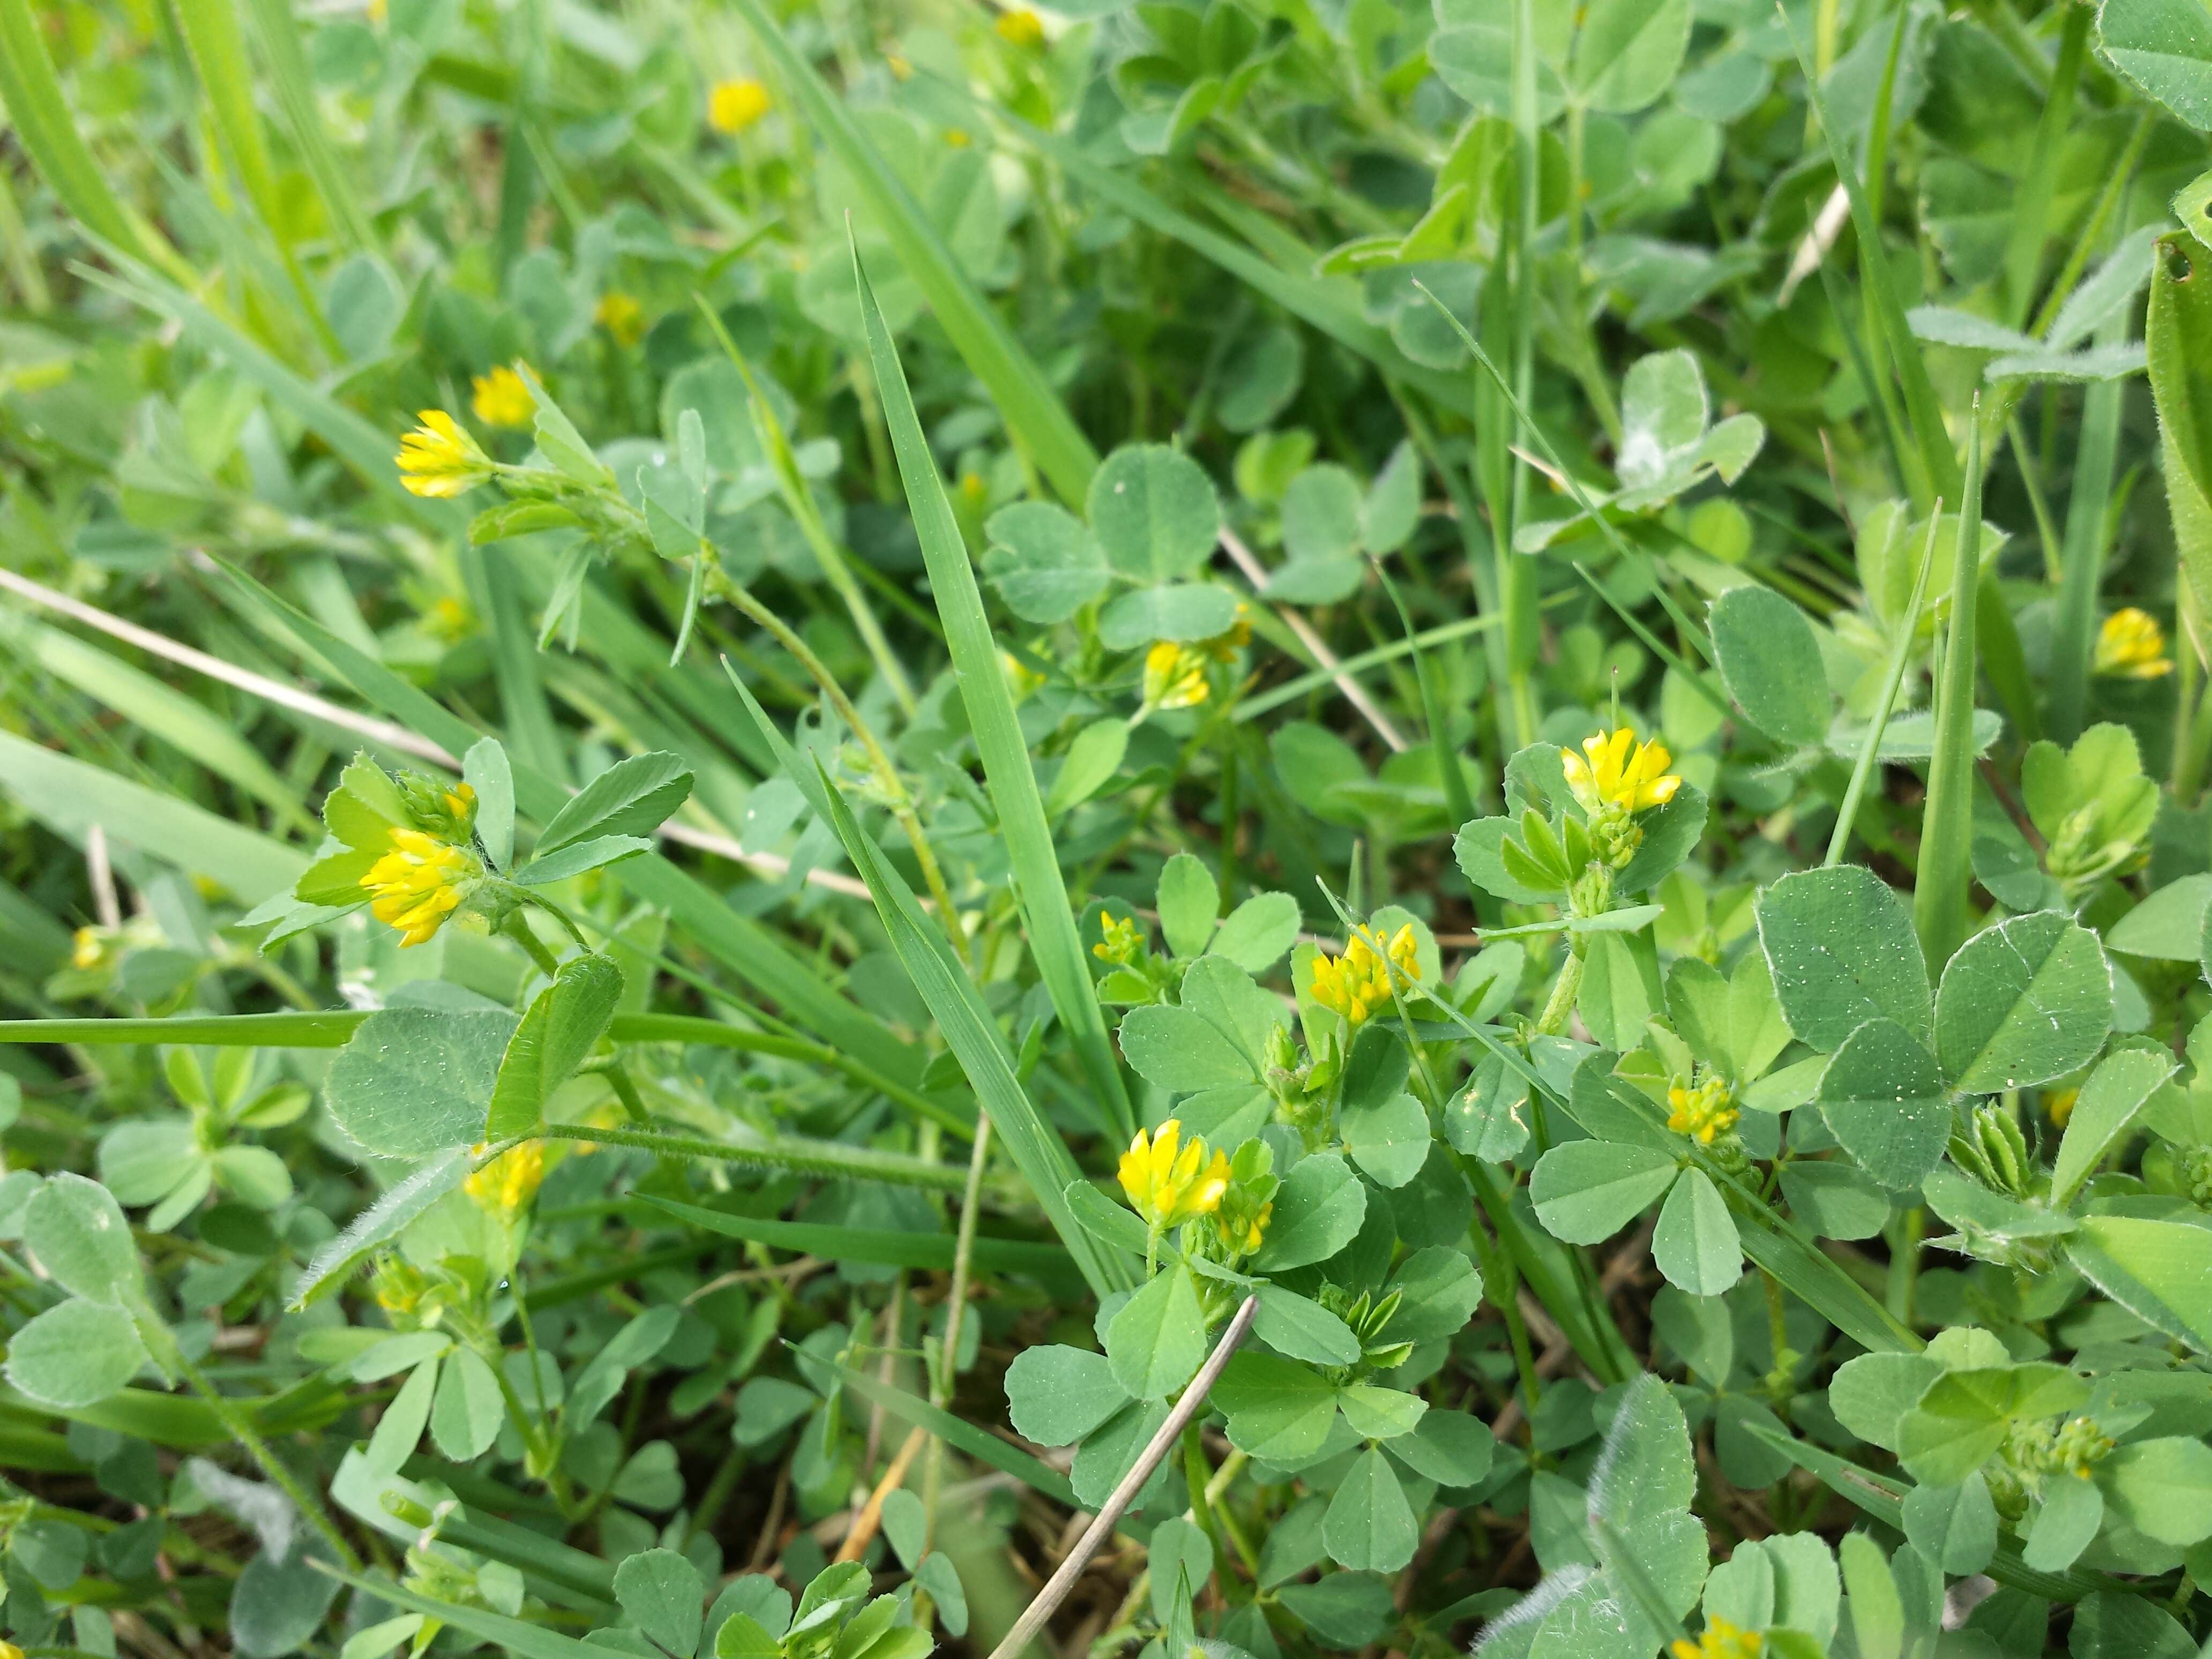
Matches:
[[1215, 1199, 1271, 1256], [0, 1639, 26, 1659], [1144, 641, 1211, 711], [2045, 1086, 2079, 1129], [1562, 727, 1682, 818], [1202, 604, 1252, 663], [887, 54, 913, 80], [363, 828, 480, 947], [595, 291, 646, 347], [395, 411, 493, 499], [470, 364, 535, 429], [944, 128, 972, 148], [72, 926, 106, 970], [466, 1140, 546, 1219], [425, 595, 474, 643], [1118, 1120, 1230, 1231], [1003, 649, 1045, 703], [1310, 924, 1420, 1026], [1671, 1617, 1762, 1659], [2095, 607, 2173, 679], [708, 76, 772, 134], [1094, 911, 1144, 966], [1667, 1076, 1739, 1145], [996, 9, 1044, 46]]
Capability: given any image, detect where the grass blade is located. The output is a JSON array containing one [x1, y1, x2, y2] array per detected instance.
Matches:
[[850, 230, 1137, 1142], [641, 1195, 1079, 1282], [1827, 509, 1943, 866], [1914, 409, 1983, 971], [829, 1362, 1078, 1505], [725, 0, 1098, 506], [238, 0, 383, 258], [724, 664, 1137, 1298], [2049, 325, 2131, 743]]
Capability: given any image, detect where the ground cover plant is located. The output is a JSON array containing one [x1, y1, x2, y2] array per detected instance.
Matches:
[[9, 0, 2212, 1655]]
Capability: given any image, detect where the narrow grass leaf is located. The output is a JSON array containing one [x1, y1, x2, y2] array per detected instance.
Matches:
[[1913, 410, 1983, 972]]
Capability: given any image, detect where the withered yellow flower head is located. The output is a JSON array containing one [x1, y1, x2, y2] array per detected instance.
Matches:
[[1144, 641, 1210, 711], [708, 77, 771, 134], [470, 364, 535, 429], [466, 1140, 545, 1219], [996, 9, 1044, 46], [1118, 1119, 1230, 1230], [1671, 1617, 1761, 1659], [1310, 924, 1421, 1026], [2095, 607, 2173, 679], [363, 828, 480, 946], [1563, 727, 1681, 818], [395, 412, 492, 499], [595, 291, 646, 347]]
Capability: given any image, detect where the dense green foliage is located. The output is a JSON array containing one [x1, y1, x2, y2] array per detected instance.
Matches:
[[8, 1, 2212, 1658]]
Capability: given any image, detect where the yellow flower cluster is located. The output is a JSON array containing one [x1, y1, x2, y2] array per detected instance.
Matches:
[[1144, 640, 1211, 711], [596, 291, 646, 346], [708, 76, 772, 134], [470, 364, 535, 429], [71, 926, 108, 970], [1311, 924, 1420, 1026], [996, 9, 1044, 46], [1216, 1194, 1271, 1255], [1671, 1617, 1761, 1659], [1667, 1075, 1739, 1145], [1118, 1119, 1229, 1230], [396, 411, 493, 499], [2045, 1086, 2079, 1129], [1093, 911, 1144, 966], [1563, 727, 1682, 818], [364, 828, 479, 946], [466, 1140, 547, 1219], [2095, 607, 2173, 679]]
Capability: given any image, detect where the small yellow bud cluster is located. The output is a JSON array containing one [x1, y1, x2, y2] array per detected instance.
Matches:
[[1667, 1075, 1738, 1145], [469, 364, 536, 429], [708, 76, 772, 134], [1311, 924, 1420, 1027], [1118, 1119, 1229, 1231], [1671, 1617, 1762, 1659], [466, 1140, 547, 1221], [595, 291, 646, 346], [2095, 608, 2173, 679], [1144, 640, 1212, 711], [1093, 911, 1145, 966]]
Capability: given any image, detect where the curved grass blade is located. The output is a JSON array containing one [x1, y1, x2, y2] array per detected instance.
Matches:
[[1913, 409, 1984, 970], [724, 664, 1137, 1299], [1827, 507, 1943, 866], [642, 1194, 1080, 1282], [724, 0, 1097, 506], [849, 230, 1136, 1143]]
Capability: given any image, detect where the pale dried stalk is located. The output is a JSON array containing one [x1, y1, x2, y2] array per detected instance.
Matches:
[[984, 1296, 1260, 1659], [1217, 529, 1408, 752], [0, 566, 880, 900]]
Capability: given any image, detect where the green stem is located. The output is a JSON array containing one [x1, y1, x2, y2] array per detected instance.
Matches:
[[1533, 944, 1586, 1039], [175, 1352, 360, 1571], [477, 1122, 970, 1192]]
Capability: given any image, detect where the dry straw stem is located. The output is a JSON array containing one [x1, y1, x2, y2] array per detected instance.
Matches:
[[985, 1295, 1260, 1659]]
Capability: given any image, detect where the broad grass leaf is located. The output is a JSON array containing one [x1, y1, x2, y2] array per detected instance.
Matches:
[[1004, 1346, 1130, 1446], [1756, 865, 1932, 1051], [326, 1007, 517, 1157], [1089, 444, 1221, 582], [1322, 1448, 1418, 1572], [1708, 587, 1829, 748], [1107, 1263, 1208, 1400], [2066, 1214, 2212, 1352], [2098, 0, 2212, 130], [534, 752, 692, 855], [1250, 1152, 1366, 1270], [1214, 1352, 1339, 1464], [1933, 911, 2111, 1093], [25, 1173, 143, 1304], [5, 1299, 148, 1407], [1650, 1168, 1740, 1296], [1815, 1018, 1950, 1191], [2050, 1046, 2174, 1207], [1529, 1142, 1678, 1244], [613, 1548, 704, 1658]]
